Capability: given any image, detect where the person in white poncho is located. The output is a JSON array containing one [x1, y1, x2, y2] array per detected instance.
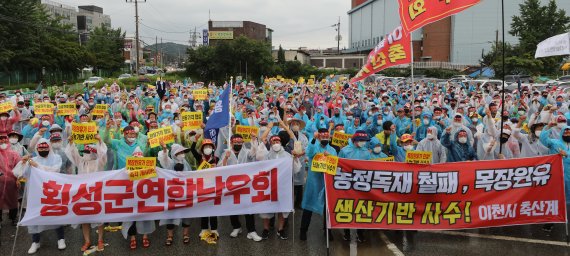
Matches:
[[157, 142, 193, 246], [13, 138, 66, 254], [64, 134, 107, 252]]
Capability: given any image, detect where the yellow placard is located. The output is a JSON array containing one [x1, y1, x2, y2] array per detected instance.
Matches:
[[148, 126, 175, 148], [126, 157, 157, 170], [181, 111, 203, 131], [310, 75, 316, 79], [193, 89, 208, 101], [235, 125, 259, 142], [128, 168, 157, 181], [405, 151, 432, 164], [373, 156, 395, 162], [170, 88, 178, 95], [71, 122, 98, 144], [148, 84, 156, 90], [92, 104, 108, 116], [56, 103, 77, 116], [198, 160, 213, 170], [307, 79, 315, 85], [311, 153, 339, 175], [0, 102, 12, 113], [34, 103, 54, 115], [331, 132, 353, 148]]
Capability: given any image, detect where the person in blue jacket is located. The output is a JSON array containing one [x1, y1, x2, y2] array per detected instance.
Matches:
[[441, 126, 477, 162], [539, 123, 570, 232], [299, 128, 337, 241], [338, 130, 371, 242], [369, 138, 389, 159]]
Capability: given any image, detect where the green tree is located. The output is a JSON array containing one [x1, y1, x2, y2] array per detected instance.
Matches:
[[277, 45, 285, 64], [84, 26, 126, 72], [186, 36, 273, 82]]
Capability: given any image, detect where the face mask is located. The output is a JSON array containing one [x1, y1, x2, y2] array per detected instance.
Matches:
[[272, 143, 282, 152], [51, 142, 62, 149], [176, 154, 185, 161], [41, 120, 50, 126], [356, 141, 366, 148], [268, 114, 274, 120], [458, 137, 467, 144], [233, 144, 243, 152], [373, 147, 382, 154], [170, 99, 174, 103], [427, 133, 435, 139], [453, 122, 461, 127], [563, 136, 570, 143], [404, 145, 414, 151], [114, 99, 119, 102], [320, 139, 329, 147], [534, 130, 542, 137], [38, 151, 49, 157], [292, 125, 300, 132], [0, 143, 7, 150], [423, 119, 429, 125], [133, 127, 140, 133], [347, 116, 353, 121], [376, 120, 382, 126], [500, 137, 509, 144], [203, 147, 213, 155], [518, 111, 525, 116], [165, 109, 171, 113], [383, 111, 389, 115], [127, 137, 136, 143], [9, 138, 18, 144], [558, 123, 566, 129]]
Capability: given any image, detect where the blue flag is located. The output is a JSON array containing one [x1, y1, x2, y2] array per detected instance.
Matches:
[[205, 84, 231, 133]]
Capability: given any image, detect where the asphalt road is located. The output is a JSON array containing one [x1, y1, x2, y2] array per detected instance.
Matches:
[[2, 209, 570, 256]]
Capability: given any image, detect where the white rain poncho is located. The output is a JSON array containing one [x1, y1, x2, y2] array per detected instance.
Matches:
[[13, 138, 63, 234], [415, 126, 447, 163]]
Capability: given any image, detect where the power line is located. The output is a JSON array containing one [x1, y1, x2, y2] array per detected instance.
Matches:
[[140, 22, 189, 34]]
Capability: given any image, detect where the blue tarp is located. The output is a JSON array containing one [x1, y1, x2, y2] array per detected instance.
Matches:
[[469, 67, 495, 78]]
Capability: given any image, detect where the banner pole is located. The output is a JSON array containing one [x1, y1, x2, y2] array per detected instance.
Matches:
[[11, 178, 28, 256]]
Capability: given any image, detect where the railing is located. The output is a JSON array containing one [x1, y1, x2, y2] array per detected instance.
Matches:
[[389, 61, 472, 70]]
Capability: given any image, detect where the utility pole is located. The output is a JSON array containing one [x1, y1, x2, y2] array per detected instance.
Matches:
[[126, 0, 146, 74], [332, 17, 341, 55], [155, 36, 158, 67], [160, 37, 163, 68]]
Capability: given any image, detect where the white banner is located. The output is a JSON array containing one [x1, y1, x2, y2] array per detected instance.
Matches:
[[20, 158, 293, 226], [535, 32, 570, 58]]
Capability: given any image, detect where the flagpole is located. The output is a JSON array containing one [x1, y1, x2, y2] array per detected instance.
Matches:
[[228, 76, 233, 148], [499, 0, 506, 155], [410, 32, 415, 123]]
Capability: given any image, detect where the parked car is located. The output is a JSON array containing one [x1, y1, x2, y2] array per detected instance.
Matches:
[[83, 76, 103, 86], [118, 73, 132, 80]]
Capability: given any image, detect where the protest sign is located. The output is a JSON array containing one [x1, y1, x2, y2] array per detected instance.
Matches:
[[311, 153, 339, 176], [148, 126, 175, 148], [181, 111, 203, 131], [56, 103, 77, 116], [71, 122, 98, 144], [235, 125, 259, 142], [373, 156, 395, 162], [332, 132, 353, 148], [92, 104, 108, 116], [0, 102, 13, 113], [325, 155, 566, 230], [405, 151, 432, 164], [198, 161, 213, 170], [20, 158, 293, 225], [126, 157, 157, 181], [193, 89, 208, 100], [34, 103, 55, 115]]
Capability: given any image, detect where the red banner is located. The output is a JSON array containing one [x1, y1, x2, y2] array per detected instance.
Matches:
[[325, 155, 566, 230], [350, 25, 411, 84], [398, 0, 481, 33]]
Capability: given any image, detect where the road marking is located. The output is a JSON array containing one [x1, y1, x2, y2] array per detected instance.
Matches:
[[380, 232, 405, 256], [422, 230, 570, 247]]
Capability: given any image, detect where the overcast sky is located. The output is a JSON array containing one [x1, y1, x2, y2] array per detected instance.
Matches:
[[63, 0, 349, 50]]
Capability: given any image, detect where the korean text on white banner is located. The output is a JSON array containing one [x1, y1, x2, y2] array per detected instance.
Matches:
[[19, 158, 293, 225], [535, 32, 570, 58]]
